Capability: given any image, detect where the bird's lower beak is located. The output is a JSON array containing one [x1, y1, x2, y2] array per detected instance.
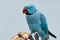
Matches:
[[23, 8, 27, 14]]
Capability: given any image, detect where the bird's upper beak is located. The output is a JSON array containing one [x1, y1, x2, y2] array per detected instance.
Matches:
[[23, 8, 27, 14]]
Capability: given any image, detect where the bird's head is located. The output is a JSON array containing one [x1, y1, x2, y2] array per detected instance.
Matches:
[[23, 4, 36, 15]]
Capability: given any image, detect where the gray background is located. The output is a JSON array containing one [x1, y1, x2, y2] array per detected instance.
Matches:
[[0, 0, 60, 40]]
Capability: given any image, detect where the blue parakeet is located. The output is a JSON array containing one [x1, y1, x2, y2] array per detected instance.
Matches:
[[22, 4, 56, 40]]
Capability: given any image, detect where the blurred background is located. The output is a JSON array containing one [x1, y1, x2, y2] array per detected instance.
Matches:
[[0, 0, 60, 40]]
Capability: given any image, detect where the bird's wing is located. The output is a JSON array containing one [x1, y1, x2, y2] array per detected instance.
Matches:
[[40, 13, 48, 34]]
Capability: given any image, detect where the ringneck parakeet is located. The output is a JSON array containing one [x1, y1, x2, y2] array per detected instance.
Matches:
[[22, 4, 56, 40]]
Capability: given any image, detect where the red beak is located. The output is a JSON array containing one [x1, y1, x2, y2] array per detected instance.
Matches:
[[23, 8, 27, 14]]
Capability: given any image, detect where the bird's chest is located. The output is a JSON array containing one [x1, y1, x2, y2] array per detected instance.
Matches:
[[26, 13, 40, 24]]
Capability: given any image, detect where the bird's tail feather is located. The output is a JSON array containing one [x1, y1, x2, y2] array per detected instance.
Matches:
[[48, 31, 56, 38]]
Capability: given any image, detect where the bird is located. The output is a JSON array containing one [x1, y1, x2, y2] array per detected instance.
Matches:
[[22, 4, 56, 40]]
